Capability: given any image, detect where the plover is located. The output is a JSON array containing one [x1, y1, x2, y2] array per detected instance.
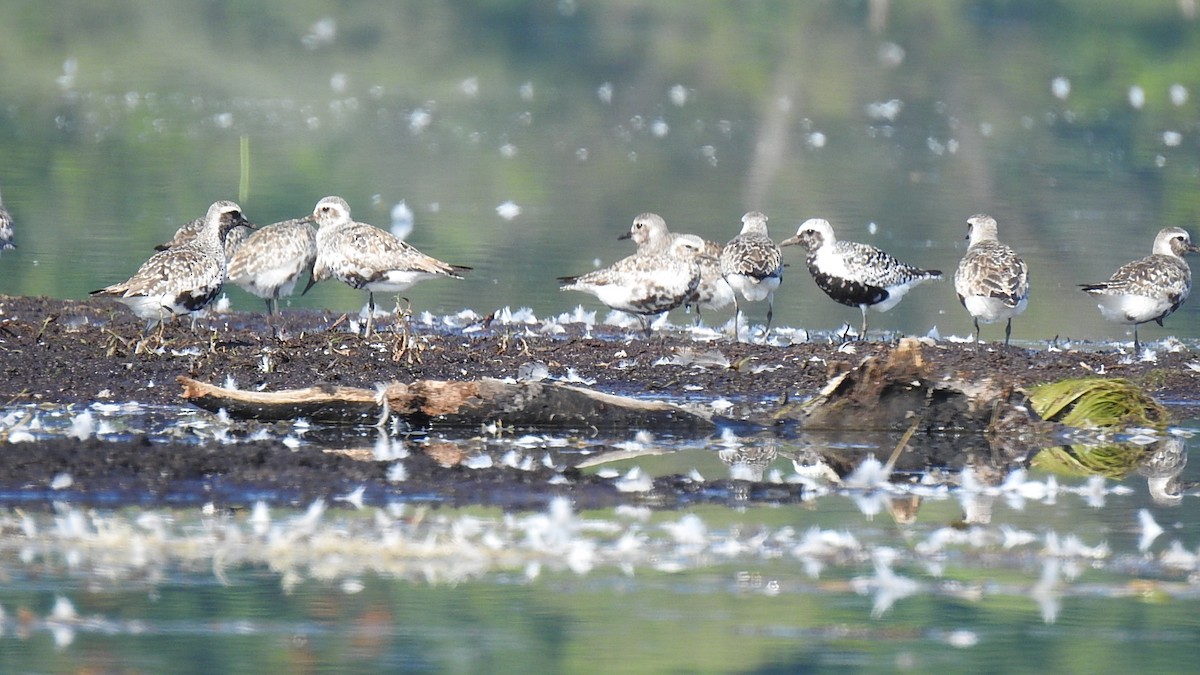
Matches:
[[1080, 226, 1198, 352], [953, 214, 1029, 345], [226, 216, 317, 316], [91, 200, 250, 332], [156, 214, 252, 263], [780, 218, 942, 339], [0, 188, 15, 253], [305, 195, 470, 336], [619, 212, 734, 322], [719, 211, 784, 337], [560, 233, 707, 335]]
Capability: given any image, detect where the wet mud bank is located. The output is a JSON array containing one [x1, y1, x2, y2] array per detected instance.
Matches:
[[1, 294, 1197, 508]]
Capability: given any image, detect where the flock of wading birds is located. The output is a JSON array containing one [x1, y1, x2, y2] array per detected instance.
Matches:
[[0, 191, 1196, 351]]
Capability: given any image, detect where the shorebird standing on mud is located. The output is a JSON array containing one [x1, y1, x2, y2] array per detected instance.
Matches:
[[781, 218, 942, 340], [91, 200, 250, 334], [954, 214, 1029, 345], [619, 212, 733, 324], [719, 211, 783, 340], [1080, 226, 1198, 353], [305, 195, 470, 337], [227, 215, 317, 318], [560, 233, 707, 336]]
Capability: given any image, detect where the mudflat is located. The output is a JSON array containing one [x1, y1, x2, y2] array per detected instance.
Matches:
[[0, 294, 1196, 509]]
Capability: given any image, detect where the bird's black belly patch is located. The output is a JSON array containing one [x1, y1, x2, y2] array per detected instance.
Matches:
[[176, 289, 220, 312], [811, 270, 888, 307]]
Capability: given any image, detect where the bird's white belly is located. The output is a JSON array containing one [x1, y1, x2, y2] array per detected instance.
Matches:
[[727, 274, 779, 302], [589, 284, 641, 312], [1095, 293, 1169, 324], [117, 294, 187, 321], [963, 295, 1027, 322], [871, 279, 922, 312], [240, 268, 300, 298], [362, 270, 438, 293]]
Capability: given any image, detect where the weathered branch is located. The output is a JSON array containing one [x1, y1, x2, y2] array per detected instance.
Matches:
[[178, 376, 715, 431], [178, 338, 1068, 449], [177, 378, 381, 423]]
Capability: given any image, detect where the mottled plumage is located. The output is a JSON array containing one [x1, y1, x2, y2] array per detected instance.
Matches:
[[560, 233, 706, 335], [306, 195, 470, 336], [0, 189, 15, 253], [91, 200, 249, 332], [781, 218, 942, 338], [156, 215, 252, 263], [1080, 226, 1198, 352], [619, 212, 734, 321], [954, 214, 1029, 345], [226, 217, 317, 316], [719, 211, 783, 337]]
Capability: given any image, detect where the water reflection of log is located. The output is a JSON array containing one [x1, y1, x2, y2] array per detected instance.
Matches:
[[178, 376, 716, 431]]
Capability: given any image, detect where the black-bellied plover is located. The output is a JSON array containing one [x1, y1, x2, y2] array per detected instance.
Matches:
[[954, 214, 1029, 345], [560, 233, 707, 335], [156, 214, 252, 263], [719, 211, 783, 338], [305, 195, 470, 337], [226, 216, 317, 316], [1080, 226, 1198, 352], [619, 213, 734, 323], [780, 218, 942, 339], [91, 200, 250, 332], [0, 188, 15, 253]]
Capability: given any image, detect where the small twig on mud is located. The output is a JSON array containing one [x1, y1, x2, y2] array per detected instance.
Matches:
[[103, 329, 132, 357], [2, 390, 30, 408], [729, 355, 756, 372], [134, 333, 171, 356], [34, 314, 58, 342], [328, 313, 349, 333]]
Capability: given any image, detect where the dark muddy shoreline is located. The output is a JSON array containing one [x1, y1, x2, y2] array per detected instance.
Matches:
[[1, 294, 1197, 509]]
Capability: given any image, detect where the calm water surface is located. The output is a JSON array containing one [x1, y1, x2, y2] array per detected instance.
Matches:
[[4, 1, 1200, 671], [2, 3, 1200, 345], [0, 405, 1198, 672]]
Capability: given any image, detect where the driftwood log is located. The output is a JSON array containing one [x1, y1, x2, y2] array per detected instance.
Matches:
[[178, 376, 715, 431], [772, 338, 1052, 441], [179, 339, 1053, 442]]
